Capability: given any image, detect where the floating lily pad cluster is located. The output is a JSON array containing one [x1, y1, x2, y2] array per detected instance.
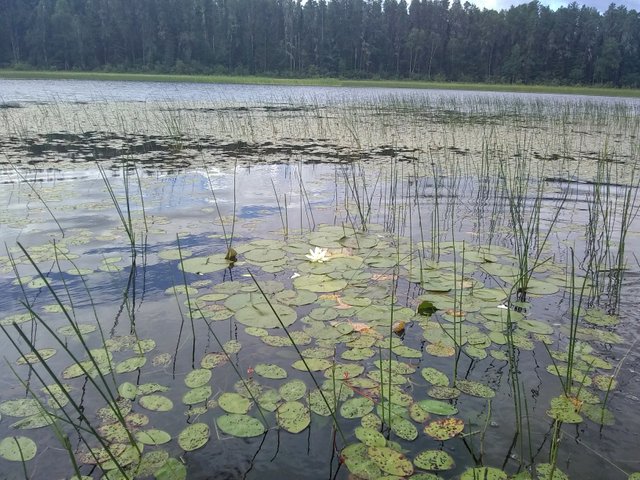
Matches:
[[0, 216, 627, 480]]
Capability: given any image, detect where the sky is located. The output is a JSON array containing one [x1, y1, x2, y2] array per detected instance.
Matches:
[[472, 0, 640, 11]]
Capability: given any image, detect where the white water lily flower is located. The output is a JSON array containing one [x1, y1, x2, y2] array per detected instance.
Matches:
[[305, 247, 329, 263]]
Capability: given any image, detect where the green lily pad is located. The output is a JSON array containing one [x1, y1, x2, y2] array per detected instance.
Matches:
[[0, 436, 37, 461], [367, 446, 414, 476], [279, 379, 307, 401], [456, 379, 495, 398], [216, 414, 266, 437], [16, 348, 56, 365], [254, 363, 288, 379], [180, 254, 231, 274], [219, 392, 251, 414], [426, 342, 455, 357], [293, 275, 347, 293], [200, 352, 227, 369], [155, 458, 187, 480], [355, 426, 386, 447], [138, 383, 169, 395], [424, 417, 465, 440], [292, 358, 333, 371], [417, 400, 458, 416], [535, 463, 569, 480], [135, 429, 172, 446], [341, 442, 383, 478], [326, 363, 366, 379], [256, 389, 281, 412], [277, 401, 310, 433], [308, 389, 336, 416], [461, 467, 507, 480], [139, 395, 173, 412], [235, 303, 297, 328], [184, 369, 212, 388], [518, 319, 554, 335], [118, 382, 138, 400], [421, 368, 449, 387], [581, 404, 615, 425], [593, 374, 617, 391], [178, 423, 210, 451], [427, 386, 461, 400], [10, 411, 54, 429], [414, 449, 455, 471], [409, 403, 430, 423], [0, 399, 42, 418], [547, 396, 583, 423], [274, 289, 318, 306], [182, 386, 212, 405], [340, 397, 374, 418], [361, 413, 383, 430], [115, 356, 147, 374], [390, 416, 418, 441], [342, 348, 375, 361]]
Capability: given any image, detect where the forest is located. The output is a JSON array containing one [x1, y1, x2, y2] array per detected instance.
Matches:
[[1, 0, 639, 87]]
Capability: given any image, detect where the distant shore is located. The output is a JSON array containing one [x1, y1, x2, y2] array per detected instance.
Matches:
[[2, 70, 640, 99]]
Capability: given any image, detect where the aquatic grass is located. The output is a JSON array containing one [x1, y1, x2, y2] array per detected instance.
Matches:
[[1, 327, 131, 478], [8, 243, 136, 450]]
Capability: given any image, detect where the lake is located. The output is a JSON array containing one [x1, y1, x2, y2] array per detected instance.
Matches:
[[0, 78, 639, 480]]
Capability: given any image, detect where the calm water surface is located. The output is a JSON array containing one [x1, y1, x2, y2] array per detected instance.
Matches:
[[0, 79, 638, 480]]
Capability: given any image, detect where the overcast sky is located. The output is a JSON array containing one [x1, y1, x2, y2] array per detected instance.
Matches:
[[472, 0, 640, 11]]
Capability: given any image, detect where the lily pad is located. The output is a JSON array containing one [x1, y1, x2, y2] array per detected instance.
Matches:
[[414, 450, 455, 471], [118, 382, 138, 400], [390, 417, 418, 441], [340, 397, 374, 418], [427, 386, 461, 400], [16, 348, 56, 365], [180, 254, 231, 274], [0, 436, 37, 461], [184, 369, 212, 388], [293, 274, 347, 293], [461, 467, 507, 480], [235, 303, 297, 328], [254, 363, 288, 379], [417, 399, 458, 416], [547, 396, 583, 423], [292, 358, 333, 371], [135, 429, 170, 446], [153, 458, 187, 480], [139, 395, 173, 412], [178, 423, 210, 451], [216, 414, 266, 437], [182, 386, 212, 405], [115, 356, 147, 374], [367, 446, 414, 476], [219, 392, 251, 414], [355, 426, 387, 447], [535, 463, 569, 480], [0, 399, 42, 418], [277, 401, 311, 433], [456, 379, 495, 398], [342, 443, 383, 479], [424, 417, 464, 440], [10, 411, 54, 429], [279, 379, 307, 401], [421, 368, 449, 387]]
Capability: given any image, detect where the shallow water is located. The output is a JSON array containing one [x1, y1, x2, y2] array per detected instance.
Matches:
[[0, 80, 639, 480]]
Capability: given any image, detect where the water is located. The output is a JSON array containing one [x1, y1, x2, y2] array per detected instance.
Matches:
[[0, 78, 638, 480]]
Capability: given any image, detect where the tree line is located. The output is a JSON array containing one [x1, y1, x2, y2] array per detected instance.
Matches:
[[1, 0, 639, 87]]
